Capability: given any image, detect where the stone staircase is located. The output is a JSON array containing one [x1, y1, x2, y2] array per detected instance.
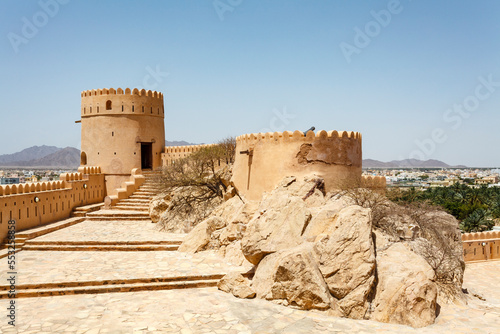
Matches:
[[114, 170, 163, 211], [85, 170, 163, 221]]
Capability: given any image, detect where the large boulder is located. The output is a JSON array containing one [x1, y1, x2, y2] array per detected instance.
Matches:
[[218, 272, 255, 299], [149, 194, 171, 223], [252, 243, 333, 310], [371, 242, 438, 328], [241, 195, 311, 264], [313, 205, 376, 319], [240, 176, 328, 265], [223, 241, 252, 266], [210, 196, 258, 225], [303, 196, 351, 240], [377, 205, 465, 303], [177, 217, 227, 253], [262, 175, 326, 207]]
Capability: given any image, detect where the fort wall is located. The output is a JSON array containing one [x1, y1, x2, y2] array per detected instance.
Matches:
[[80, 88, 165, 195], [162, 144, 213, 166], [462, 231, 500, 262], [0, 167, 105, 242], [232, 130, 363, 201]]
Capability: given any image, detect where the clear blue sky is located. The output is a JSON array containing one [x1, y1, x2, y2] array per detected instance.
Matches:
[[1, 0, 499, 166]]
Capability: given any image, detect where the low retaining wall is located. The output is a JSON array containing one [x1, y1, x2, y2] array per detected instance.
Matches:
[[0, 167, 105, 242]]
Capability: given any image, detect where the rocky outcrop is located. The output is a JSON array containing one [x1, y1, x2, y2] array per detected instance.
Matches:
[[377, 205, 465, 303], [149, 195, 171, 223], [217, 272, 255, 299], [172, 175, 463, 328], [314, 205, 376, 319], [252, 243, 333, 310], [178, 196, 258, 266], [177, 217, 226, 253], [302, 196, 351, 240], [241, 196, 311, 265], [371, 242, 438, 328]]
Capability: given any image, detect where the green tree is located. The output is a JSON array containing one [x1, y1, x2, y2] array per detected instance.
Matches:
[[459, 208, 495, 233]]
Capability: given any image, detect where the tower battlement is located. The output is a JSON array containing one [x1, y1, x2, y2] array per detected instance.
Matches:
[[236, 130, 362, 145], [232, 129, 363, 200], [80, 87, 164, 117]]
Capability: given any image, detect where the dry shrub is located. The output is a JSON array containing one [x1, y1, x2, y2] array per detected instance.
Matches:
[[338, 180, 465, 301]]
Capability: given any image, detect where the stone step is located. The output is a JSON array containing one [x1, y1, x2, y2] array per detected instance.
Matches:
[[86, 217, 152, 222], [0, 274, 223, 292], [85, 210, 151, 221], [129, 195, 155, 200], [0, 217, 85, 259], [133, 191, 158, 196], [71, 202, 105, 217], [0, 275, 224, 299], [25, 240, 182, 246], [86, 210, 150, 217], [139, 185, 162, 189], [86, 216, 151, 222], [114, 204, 149, 209], [116, 200, 150, 205], [72, 202, 105, 214], [119, 199, 151, 203], [0, 247, 22, 259], [22, 244, 179, 251], [113, 206, 149, 211]]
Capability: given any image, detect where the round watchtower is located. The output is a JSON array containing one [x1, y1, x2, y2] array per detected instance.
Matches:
[[232, 130, 362, 201], [80, 88, 165, 194]]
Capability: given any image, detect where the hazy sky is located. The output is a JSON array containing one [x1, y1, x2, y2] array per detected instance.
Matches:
[[1, 0, 499, 166]]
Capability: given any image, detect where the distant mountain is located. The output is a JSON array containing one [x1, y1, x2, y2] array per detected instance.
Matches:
[[165, 140, 197, 146], [0, 145, 60, 164], [362, 159, 390, 168], [0, 147, 80, 168], [363, 158, 467, 168], [28, 147, 80, 167]]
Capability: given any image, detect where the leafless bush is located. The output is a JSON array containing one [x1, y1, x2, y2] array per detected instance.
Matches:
[[338, 180, 465, 300], [156, 137, 236, 231], [337, 178, 392, 228]]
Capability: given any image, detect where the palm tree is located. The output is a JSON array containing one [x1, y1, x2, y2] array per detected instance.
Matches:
[[460, 208, 495, 233]]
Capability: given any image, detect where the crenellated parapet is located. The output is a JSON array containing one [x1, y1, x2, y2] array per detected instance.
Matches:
[[162, 144, 213, 166], [462, 231, 500, 241], [80, 87, 164, 118], [81, 88, 163, 99], [0, 166, 103, 197], [77, 166, 102, 175], [236, 130, 361, 145], [233, 129, 363, 201], [0, 180, 66, 197], [164, 144, 213, 154]]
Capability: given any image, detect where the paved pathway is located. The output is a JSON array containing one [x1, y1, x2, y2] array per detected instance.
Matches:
[[29, 220, 185, 243], [1, 214, 499, 333]]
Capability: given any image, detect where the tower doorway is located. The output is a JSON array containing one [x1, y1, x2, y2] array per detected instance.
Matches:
[[141, 143, 153, 170]]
